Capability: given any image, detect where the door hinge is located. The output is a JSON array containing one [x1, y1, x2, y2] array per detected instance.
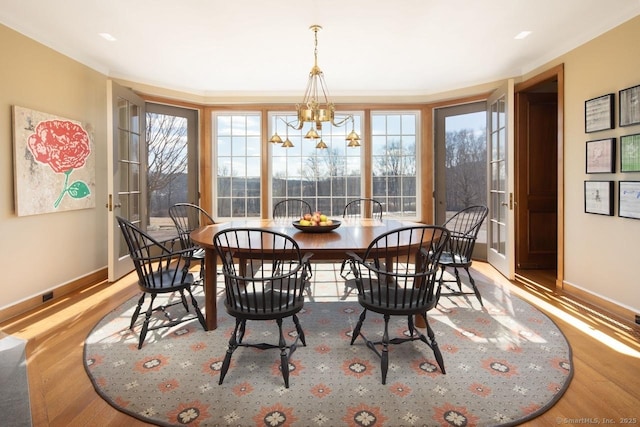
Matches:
[[509, 192, 514, 210]]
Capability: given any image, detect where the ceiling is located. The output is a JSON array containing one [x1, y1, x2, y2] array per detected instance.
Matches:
[[2, 0, 640, 100]]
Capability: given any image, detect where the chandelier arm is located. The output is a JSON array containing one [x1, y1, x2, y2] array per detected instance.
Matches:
[[276, 116, 304, 131], [289, 121, 304, 131], [331, 115, 353, 127]]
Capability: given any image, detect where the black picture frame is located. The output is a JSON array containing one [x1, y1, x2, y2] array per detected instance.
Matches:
[[585, 138, 615, 173], [585, 93, 614, 133], [584, 181, 614, 216], [620, 133, 640, 172], [619, 181, 640, 219], [619, 85, 640, 127]]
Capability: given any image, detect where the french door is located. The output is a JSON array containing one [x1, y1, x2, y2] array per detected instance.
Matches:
[[434, 102, 487, 259], [486, 80, 515, 279], [146, 103, 199, 239], [107, 80, 147, 282]]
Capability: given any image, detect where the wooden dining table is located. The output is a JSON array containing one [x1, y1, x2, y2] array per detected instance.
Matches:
[[190, 218, 417, 330]]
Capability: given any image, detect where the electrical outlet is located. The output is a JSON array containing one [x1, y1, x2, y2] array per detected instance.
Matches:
[[42, 291, 53, 303]]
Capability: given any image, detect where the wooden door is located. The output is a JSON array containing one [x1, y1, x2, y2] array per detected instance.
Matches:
[[516, 92, 557, 269]]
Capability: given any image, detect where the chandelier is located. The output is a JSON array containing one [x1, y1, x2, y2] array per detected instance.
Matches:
[[269, 25, 361, 149]]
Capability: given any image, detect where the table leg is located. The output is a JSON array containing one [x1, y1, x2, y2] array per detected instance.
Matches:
[[204, 247, 218, 330]]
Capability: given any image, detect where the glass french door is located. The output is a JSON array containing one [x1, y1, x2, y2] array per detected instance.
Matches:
[[486, 80, 515, 279], [434, 102, 487, 259], [146, 103, 199, 241], [107, 80, 147, 282]]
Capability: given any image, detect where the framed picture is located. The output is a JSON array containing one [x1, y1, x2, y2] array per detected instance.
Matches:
[[584, 181, 614, 216], [619, 181, 640, 219], [619, 85, 640, 127], [620, 133, 640, 172], [585, 93, 614, 133], [586, 138, 615, 173], [12, 106, 95, 216]]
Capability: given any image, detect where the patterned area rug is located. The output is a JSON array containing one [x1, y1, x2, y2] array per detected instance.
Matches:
[[84, 274, 572, 427]]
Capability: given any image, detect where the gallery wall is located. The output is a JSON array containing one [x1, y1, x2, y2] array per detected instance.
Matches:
[[524, 14, 640, 313]]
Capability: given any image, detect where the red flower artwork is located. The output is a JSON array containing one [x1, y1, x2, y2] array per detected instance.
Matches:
[[27, 119, 91, 208]]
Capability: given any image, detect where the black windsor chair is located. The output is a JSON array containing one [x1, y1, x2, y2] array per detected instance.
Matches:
[[344, 225, 450, 384]]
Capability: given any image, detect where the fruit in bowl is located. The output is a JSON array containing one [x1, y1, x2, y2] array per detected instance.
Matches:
[[299, 211, 333, 226]]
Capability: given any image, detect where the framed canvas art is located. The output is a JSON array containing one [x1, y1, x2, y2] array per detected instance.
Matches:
[[619, 85, 640, 127], [584, 181, 614, 216], [12, 106, 95, 216], [585, 138, 615, 173], [585, 93, 614, 133], [620, 133, 640, 172], [619, 181, 640, 219]]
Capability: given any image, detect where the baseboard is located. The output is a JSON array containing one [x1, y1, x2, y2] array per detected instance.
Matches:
[[0, 268, 108, 324], [561, 280, 639, 329]]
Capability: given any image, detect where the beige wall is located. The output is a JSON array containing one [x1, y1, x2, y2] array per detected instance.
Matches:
[[0, 24, 108, 310], [1, 14, 639, 316], [526, 15, 640, 312]]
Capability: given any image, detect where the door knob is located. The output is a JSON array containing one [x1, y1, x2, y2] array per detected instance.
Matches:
[[106, 194, 122, 211]]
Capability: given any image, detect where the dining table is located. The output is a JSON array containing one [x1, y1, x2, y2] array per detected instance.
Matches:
[[190, 217, 419, 330]]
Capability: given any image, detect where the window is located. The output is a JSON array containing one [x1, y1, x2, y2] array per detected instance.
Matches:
[[270, 112, 362, 216], [211, 110, 421, 220], [371, 112, 419, 218], [213, 113, 261, 218]]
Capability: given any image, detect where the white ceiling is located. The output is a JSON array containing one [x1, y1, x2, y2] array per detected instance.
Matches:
[[2, 0, 640, 99]]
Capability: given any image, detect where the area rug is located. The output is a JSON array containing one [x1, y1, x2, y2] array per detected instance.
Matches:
[[84, 275, 572, 427]]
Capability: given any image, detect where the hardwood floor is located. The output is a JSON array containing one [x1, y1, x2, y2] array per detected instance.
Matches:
[[1, 262, 639, 426]]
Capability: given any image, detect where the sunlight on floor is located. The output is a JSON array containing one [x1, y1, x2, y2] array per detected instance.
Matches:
[[486, 270, 640, 359], [303, 262, 640, 359]]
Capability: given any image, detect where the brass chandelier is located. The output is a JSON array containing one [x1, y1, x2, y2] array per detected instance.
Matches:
[[269, 25, 361, 149]]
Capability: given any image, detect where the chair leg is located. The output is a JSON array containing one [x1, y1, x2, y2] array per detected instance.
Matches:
[[419, 313, 446, 374], [292, 314, 306, 346], [237, 319, 246, 344], [130, 293, 145, 330], [305, 261, 313, 280], [453, 268, 463, 293], [465, 267, 484, 306], [138, 294, 157, 349], [187, 288, 208, 331], [381, 314, 390, 385], [350, 309, 367, 345], [277, 318, 291, 388], [219, 318, 242, 385], [407, 314, 416, 338], [179, 289, 189, 312], [339, 260, 352, 279]]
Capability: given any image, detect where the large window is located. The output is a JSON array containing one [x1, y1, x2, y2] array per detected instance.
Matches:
[[214, 113, 261, 218], [371, 112, 419, 218], [211, 110, 421, 220], [270, 112, 362, 216]]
